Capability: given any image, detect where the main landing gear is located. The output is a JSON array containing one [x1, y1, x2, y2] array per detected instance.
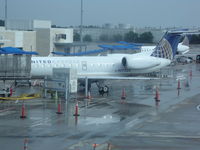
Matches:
[[84, 79, 110, 97], [97, 84, 109, 96]]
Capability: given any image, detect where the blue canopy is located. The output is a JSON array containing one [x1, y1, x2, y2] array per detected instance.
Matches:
[[117, 41, 143, 47], [98, 44, 141, 50], [52, 49, 107, 56], [0, 47, 39, 55], [52, 42, 142, 56]]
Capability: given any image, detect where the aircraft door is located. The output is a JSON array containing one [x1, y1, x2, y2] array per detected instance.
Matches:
[[81, 61, 87, 71]]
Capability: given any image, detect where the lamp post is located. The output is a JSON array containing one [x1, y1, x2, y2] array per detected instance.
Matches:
[[5, 0, 7, 29], [80, 0, 83, 42], [80, 0, 83, 52]]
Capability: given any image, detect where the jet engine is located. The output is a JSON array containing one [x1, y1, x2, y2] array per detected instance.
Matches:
[[121, 56, 161, 69]]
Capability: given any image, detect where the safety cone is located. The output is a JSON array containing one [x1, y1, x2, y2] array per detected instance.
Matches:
[[93, 143, 99, 150], [121, 88, 126, 99], [56, 101, 63, 114], [73, 102, 80, 116], [154, 87, 160, 102], [121, 88, 126, 104], [154, 87, 160, 108], [9, 87, 13, 96], [177, 80, 181, 90], [20, 103, 26, 119]]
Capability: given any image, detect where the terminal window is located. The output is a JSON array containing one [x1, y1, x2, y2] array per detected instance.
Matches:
[[56, 34, 67, 40]]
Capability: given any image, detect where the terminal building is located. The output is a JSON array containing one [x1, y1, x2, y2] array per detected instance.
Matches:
[[0, 19, 164, 56], [0, 19, 73, 56]]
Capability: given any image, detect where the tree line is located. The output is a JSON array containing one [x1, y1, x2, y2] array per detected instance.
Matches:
[[74, 31, 154, 43]]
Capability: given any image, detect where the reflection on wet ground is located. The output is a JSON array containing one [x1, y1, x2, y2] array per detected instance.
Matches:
[[0, 47, 200, 149]]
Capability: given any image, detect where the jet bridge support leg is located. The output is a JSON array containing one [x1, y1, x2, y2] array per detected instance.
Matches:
[[85, 77, 88, 98], [44, 76, 47, 98]]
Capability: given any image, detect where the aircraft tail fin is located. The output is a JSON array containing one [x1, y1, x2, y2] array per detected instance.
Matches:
[[151, 32, 183, 60], [150, 38, 173, 60]]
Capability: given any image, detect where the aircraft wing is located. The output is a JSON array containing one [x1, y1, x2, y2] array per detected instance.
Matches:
[[79, 76, 159, 80]]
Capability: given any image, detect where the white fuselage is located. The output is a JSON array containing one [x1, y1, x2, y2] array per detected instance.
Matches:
[[31, 53, 171, 78]]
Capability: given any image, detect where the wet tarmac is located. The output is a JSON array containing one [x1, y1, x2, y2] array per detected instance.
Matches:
[[109, 94, 200, 150], [0, 45, 200, 150]]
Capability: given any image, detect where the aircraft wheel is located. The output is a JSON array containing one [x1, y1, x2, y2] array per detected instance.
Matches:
[[99, 87, 104, 96], [103, 86, 109, 93]]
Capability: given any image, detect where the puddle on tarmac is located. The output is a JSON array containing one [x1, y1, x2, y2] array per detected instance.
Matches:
[[81, 115, 120, 125]]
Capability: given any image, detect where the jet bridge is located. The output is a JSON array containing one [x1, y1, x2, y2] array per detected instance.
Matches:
[[0, 55, 31, 80], [0, 47, 39, 88], [0, 47, 38, 88]]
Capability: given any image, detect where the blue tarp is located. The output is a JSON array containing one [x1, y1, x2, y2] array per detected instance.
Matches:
[[52, 42, 141, 56], [52, 49, 107, 56], [0, 47, 39, 55], [98, 44, 141, 50], [117, 41, 143, 47]]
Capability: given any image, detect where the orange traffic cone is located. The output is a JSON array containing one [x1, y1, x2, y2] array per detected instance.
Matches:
[[121, 88, 126, 104], [20, 103, 26, 119], [92, 143, 99, 150], [56, 101, 63, 114], [154, 87, 160, 104], [73, 102, 80, 116]]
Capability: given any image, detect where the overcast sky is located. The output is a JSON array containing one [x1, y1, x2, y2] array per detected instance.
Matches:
[[0, 0, 199, 28]]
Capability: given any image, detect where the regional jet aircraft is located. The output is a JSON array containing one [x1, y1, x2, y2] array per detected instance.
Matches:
[[31, 32, 183, 94]]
